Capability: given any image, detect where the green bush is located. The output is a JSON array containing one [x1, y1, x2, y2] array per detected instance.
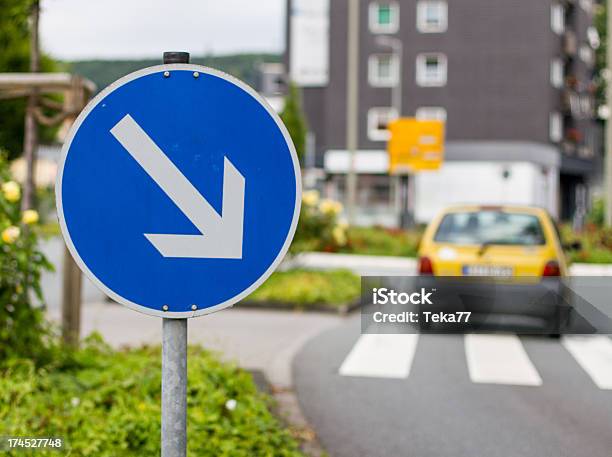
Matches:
[[0, 154, 53, 364], [248, 269, 360, 308], [339, 226, 422, 258], [291, 190, 422, 258], [587, 197, 605, 227], [560, 223, 612, 264], [0, 336, 304, 457], [290, 190, 347, 255]]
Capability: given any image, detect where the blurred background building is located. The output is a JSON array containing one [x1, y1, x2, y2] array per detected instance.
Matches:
[[281, 0, 602, 225]]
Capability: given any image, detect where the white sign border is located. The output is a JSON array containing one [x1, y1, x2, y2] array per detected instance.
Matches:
[[56, 64, 302, 319]]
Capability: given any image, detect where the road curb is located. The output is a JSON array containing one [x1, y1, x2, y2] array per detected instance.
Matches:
[[248, 370, 328, 457], [570, 263, 612, 276]]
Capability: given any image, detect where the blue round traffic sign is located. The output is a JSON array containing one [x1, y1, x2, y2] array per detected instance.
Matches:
[[57, 65, 301, 318]]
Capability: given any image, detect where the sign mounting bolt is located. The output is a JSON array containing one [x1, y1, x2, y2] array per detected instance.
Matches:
[[191, 304, 198, 311], [162, 304, 169, 312], [193, 72, 199, 78], [163, 71, 170, 78]]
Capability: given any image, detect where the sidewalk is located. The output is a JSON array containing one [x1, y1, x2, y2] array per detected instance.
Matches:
[[49, 302, 343, 390]]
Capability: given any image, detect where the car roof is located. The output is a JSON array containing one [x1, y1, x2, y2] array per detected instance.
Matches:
[[439, 205, 547, 216]]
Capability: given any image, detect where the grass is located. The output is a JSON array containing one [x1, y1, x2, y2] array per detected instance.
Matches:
[[560, 224, 612, 264], [0, 336, 304, 457], [570, 248, 612, 264], [246, 269, 361, 309]]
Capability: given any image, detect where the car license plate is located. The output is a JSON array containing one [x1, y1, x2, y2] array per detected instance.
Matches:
[[462, 265, 514, 277]]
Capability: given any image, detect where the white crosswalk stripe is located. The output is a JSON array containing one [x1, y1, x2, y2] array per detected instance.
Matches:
[[562, 336, 612, 390], [339, 334, 419, 379], [464, 334, 543, 386], [338, 332, 612, 390]]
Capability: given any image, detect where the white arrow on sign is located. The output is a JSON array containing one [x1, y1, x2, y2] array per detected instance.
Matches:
[[110, 114, 245, 259]]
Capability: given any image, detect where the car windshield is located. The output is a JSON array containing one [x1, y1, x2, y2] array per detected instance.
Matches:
[[434, 211, 546, 246]]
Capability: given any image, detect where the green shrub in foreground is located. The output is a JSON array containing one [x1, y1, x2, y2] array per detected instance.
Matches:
[[0, 336, 304, 457], [0, 154, 53, 364]]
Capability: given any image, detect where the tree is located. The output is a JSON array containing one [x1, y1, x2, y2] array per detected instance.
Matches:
[[0, 0, 57, 161], [0, 0, 31, 160], [280, 83, 308, 163]]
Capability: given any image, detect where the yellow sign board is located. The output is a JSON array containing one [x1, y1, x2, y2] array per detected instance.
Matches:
[[387, 118, 445, 174]]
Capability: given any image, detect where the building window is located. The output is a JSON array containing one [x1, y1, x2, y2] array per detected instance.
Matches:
[[417, 1, 448, 33], [416, 107, 447, 122], [550, 58, 564, 88], [369, 2, 399, 34], [416, 53, 447, 87], [550, 112, 563, 142], [580, 0, 593, 14], [551, 4, 565, 35], [579, 45, 594, 66], [369, 54, 400, 87], [368, 107, 399, 141]]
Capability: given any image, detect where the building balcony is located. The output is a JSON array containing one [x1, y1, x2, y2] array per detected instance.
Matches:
[[561, 140, 577, 156], [577, 145, 595, 159], [563, 30, 577, 56], [562, 89, 581, 116], [561, 128, 593, 159]]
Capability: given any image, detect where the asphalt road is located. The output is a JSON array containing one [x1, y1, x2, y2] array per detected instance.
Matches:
[[294, 316, 612, 457]]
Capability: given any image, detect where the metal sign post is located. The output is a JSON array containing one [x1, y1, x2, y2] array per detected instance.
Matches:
[[160, 51, 190, 457], [162, 318, 187, 457]]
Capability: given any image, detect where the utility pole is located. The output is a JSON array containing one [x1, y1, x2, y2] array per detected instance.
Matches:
[[606, 0, 612, 226], [346, 0, 360, 225], [375, 36, 403, 117], [376, 36, 413, 228], [22, 0, 40, 211]]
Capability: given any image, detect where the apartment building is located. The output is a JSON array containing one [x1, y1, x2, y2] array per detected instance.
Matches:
[[285, 0, 601, 224]]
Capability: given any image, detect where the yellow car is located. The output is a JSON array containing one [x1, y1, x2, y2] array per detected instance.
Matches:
[[417, 205, 573, 335]]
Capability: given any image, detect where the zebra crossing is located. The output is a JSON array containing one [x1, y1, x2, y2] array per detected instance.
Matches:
[[339, 334, 419, 379], [465, 334, 543, 386], [562, 336, 612, 389], [339, 333, 612, 390]]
